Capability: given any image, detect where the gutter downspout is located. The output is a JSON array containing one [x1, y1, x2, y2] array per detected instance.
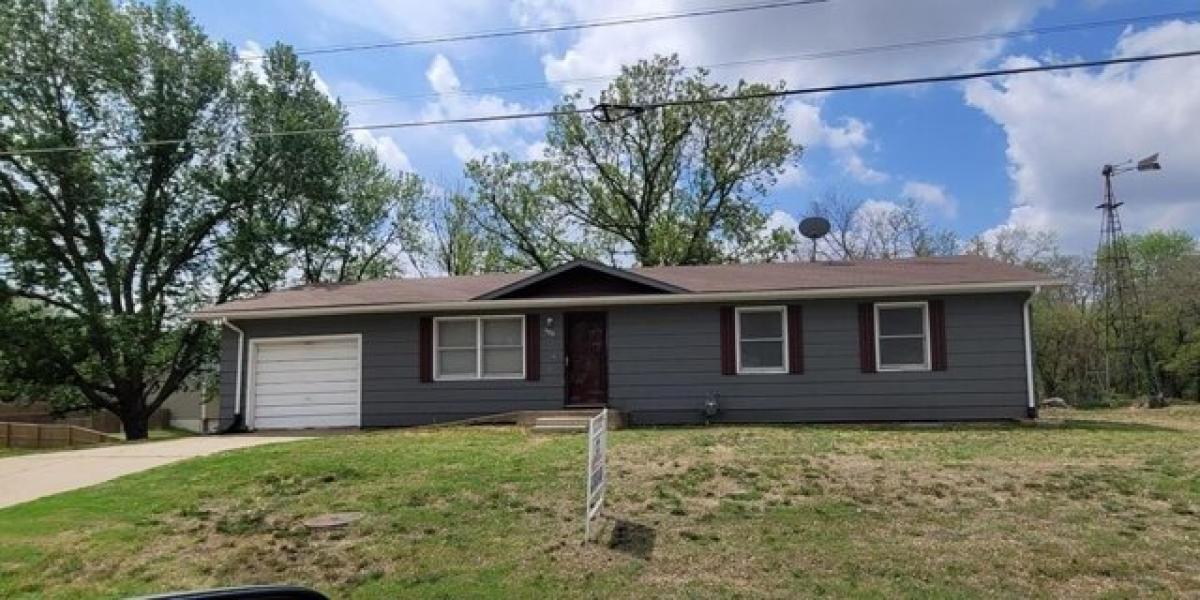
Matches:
[[1023, 285, 1042, 419], [221, 318, 249, 434]]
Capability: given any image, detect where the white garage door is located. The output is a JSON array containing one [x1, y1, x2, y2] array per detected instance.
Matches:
[[249, 336, 361, 429]]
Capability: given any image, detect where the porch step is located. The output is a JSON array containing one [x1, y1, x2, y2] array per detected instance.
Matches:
[[530, 416, 591, 434]]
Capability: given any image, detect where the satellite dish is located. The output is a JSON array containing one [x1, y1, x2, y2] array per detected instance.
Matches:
[[797, 216, 831, 263], [798, 216, 831, 240]]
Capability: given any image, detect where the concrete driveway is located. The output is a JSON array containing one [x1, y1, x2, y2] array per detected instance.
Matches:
[[0, 435, 307, 509]]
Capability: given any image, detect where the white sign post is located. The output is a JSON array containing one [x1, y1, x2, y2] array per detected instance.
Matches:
[[584, 409, 608, 542]]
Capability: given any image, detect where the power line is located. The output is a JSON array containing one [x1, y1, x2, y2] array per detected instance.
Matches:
[[637, 49, 1200, 112], [3, 50, 1197, 158], [238, 0, 829, 61], [338, 9, 1200, 108]]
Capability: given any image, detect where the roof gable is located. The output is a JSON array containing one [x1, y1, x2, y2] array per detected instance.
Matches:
[[474, 260, 687, 300]]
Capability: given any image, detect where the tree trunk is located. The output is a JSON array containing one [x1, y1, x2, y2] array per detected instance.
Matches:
[[118, 405, 151, 441]]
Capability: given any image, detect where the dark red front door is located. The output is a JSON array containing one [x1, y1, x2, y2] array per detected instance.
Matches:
[[565, 312, 608, 406]]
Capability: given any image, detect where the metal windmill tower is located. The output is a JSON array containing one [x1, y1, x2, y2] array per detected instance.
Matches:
[[1093, 153, 1164, 406]]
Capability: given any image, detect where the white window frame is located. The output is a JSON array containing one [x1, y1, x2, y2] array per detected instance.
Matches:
[[433, 315, 526, 381], [874, 301, 931, 372], [735, 305, 789, 375]]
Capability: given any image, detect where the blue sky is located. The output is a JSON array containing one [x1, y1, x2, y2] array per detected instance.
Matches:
[[180, 0, 1200, 252]]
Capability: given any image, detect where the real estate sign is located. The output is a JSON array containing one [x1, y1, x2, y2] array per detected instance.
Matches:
[[584, 409, 608, 541]]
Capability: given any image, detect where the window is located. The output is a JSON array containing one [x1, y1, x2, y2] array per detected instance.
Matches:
[[875, 302, 930, 371], [434, 316, 525, 380], [736, 306, 787, 374]]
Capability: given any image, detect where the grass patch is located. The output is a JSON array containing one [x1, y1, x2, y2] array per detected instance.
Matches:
[[0, 407, 1198, 598]]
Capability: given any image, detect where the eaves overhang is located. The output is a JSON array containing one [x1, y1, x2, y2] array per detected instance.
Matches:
[[189, 279, 1064, 321]]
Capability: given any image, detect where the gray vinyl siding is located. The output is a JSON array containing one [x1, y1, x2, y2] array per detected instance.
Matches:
[[217, 292, 1030, 428], [219, 312, 564, 428], [608, 294, 1029, 424]]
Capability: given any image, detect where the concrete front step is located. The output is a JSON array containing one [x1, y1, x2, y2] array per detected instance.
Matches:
[[516, 410, 603, 427], [531, 424, 588, 434], [431, 409, 622, 431], [536, 417, 591, 424], [531, 415, 591, 434]]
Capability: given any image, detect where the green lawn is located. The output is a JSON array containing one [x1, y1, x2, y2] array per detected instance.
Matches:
[[1, 407, 1198, 599]]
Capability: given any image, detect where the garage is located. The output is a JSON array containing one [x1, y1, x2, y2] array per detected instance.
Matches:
[[247, 335, 361, 429]]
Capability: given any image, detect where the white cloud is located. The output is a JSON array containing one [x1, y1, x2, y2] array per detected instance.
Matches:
[[426, 55, 461, 94], [523, 140, 550, 160], [352, 130, 414, 173], [528, 0, 1050, 98], [965, 19, 1200, 249], [775, 163, 810, 189], [515, 0, 1058, 190], [784, 101, 887, 185], [765, 209, 798, 233], [312, 72, 334, 100], [859, 198, 904, 219], [235, 40, 267, 82], [322, 55, 547, 176], [901, 180, 957, 218], [302, 0, 514, 57], [842, 153, 889, 185], [416, 54, 548, 159]]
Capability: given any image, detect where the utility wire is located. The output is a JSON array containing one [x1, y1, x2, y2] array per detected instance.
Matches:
[[636, 49, 1200, 111], [238, 0, 829, 61], [3, 50, 1198, 158], [339, 9, 1200, 107]]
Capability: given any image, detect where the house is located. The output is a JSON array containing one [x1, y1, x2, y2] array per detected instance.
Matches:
[[189, 256, 1059, 430]]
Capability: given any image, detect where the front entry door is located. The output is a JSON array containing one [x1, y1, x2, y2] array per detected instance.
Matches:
[[565, 312, 608, 406]]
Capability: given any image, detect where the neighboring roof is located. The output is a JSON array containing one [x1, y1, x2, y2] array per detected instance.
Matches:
[[191, 255, 1058, 320]]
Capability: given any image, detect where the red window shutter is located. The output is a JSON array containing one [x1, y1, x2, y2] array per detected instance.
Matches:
[[787, 305, 804, 374], [930, 300, 948, 371], [858, 303, 876, 373], [525, 313, 540, 381], [719, 306, 736, 375], [418, 317, 433, 383]]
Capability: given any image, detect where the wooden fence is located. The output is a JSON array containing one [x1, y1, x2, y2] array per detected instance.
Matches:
[[0, 422, 119, 450], [0, 404, 169, 434]]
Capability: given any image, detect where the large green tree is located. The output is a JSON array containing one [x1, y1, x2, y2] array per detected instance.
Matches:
[[464, 55, 800, 268], [421, 184, 507, 276], [1127, 232, 1200, 400], [0, 0, 420, 438]]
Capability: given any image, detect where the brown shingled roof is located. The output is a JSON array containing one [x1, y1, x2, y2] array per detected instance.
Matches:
[[193, 255, 1055, 318], [197, 272, 526, 315], [633, 255, 1048, 293]]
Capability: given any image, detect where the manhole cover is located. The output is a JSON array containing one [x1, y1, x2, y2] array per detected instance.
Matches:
[[303, 512, 364, 530]]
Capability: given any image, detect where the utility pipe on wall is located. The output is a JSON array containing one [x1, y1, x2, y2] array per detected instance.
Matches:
[[1022, 285, 1042, 419], [221, 318, 247, 432]]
